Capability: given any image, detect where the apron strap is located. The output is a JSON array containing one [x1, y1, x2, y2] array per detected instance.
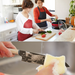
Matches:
[[37, 7, 46, 12], [42, 7, 46, 12]]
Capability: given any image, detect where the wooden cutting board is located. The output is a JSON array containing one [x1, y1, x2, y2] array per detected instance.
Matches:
[[35, 32, 56, 41], [55, 27, 75, 42]]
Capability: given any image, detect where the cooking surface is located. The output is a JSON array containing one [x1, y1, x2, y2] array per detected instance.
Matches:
[[0, 59, 38, 75], [55, 27, 75, 41], [0, 23, 17, 32], [0, 59, 75, 75], [25, 26, 75, 42], [24, 27, 59, 41]]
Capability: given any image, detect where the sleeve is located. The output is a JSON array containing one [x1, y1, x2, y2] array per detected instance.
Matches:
[[16, 17, 33, 34], [32, 19, 40, 29], [33, 8, 41, 23], [44, 7, 53, 16]]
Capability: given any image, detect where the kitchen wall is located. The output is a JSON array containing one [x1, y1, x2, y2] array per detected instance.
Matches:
[[55, 0, 71, 19], [0, 0, 13, 25], [2, 6, 13, 20], [0, 0, 2, 13], [0, 0, 3, 25]]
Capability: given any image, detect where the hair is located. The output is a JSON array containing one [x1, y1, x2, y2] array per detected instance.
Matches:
[[35, 0, 44, 3], [22, 0, 34, 9]]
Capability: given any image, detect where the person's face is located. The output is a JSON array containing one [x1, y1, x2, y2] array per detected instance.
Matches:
[[36, 0, 43, 8]]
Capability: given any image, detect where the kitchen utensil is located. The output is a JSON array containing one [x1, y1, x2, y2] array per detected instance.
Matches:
[[51, 19, 67, 30], [36, 32, 56, 41], [71, 16, 75, 30], [38, 31, 47, 34], [38, 31, 52, 34], [9, 49, 69, 67], [58, 20, 67, 30], [66, 17, 70, 24]]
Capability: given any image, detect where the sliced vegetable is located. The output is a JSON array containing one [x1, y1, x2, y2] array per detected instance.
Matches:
[[55, 18, 57, 21], [58, 32, 62, 35], [41, 34, 46, 38], [47, 31, 52, 33], [41, 33, 45, 35]]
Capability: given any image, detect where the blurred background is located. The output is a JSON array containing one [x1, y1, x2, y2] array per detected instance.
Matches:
[[0, 42, 75, 75]]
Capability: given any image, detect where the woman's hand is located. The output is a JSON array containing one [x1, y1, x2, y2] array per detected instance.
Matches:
[[33, 29, 39, 34], [38, 28, 44, 31], [33, 28, 44, 34], [55, 15, 58, 19], [0, 42, 16, 57], [46, 18, 52, 22], [0, 72, 9, 75], [36, 63, 63, 75]]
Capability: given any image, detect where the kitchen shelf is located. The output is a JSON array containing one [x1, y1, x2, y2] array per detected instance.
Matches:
[[2, 0, 23, 5]]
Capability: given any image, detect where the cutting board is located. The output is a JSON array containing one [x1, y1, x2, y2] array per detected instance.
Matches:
[[55, 27, 75, 42], [35, 32, 56, 41]]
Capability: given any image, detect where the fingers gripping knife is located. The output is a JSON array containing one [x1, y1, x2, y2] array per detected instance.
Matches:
[[9, 49, 69, 67]]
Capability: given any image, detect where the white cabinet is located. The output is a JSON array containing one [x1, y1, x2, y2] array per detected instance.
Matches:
[[0, 23, 18, 41], [0, 33, 4, 41], [2, 0, 23, 5], [3, 28, 18, 41]]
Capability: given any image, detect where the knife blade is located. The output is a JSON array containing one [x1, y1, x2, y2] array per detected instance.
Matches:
[[38, 31, 47, 34], [38, 31, 52, 34], [9, 49, 69, 67]]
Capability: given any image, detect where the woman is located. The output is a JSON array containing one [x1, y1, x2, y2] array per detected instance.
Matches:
[[16, 0, 43, 41], [33, 0, 58, 29]]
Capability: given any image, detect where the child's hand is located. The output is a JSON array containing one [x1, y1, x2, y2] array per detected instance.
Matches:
[[0, 42, 16, 57], [46, 18, 52, 22]]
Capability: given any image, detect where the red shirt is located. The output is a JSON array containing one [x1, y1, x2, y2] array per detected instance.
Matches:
[[33, 6, 52, 23]]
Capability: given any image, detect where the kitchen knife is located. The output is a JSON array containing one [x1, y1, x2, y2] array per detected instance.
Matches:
[[38, 31, 52, 34], [38, 31, 47, 34], [9, 49, 69, 67]]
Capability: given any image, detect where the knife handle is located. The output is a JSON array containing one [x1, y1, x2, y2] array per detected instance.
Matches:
[[8, 49, 19, 55]]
